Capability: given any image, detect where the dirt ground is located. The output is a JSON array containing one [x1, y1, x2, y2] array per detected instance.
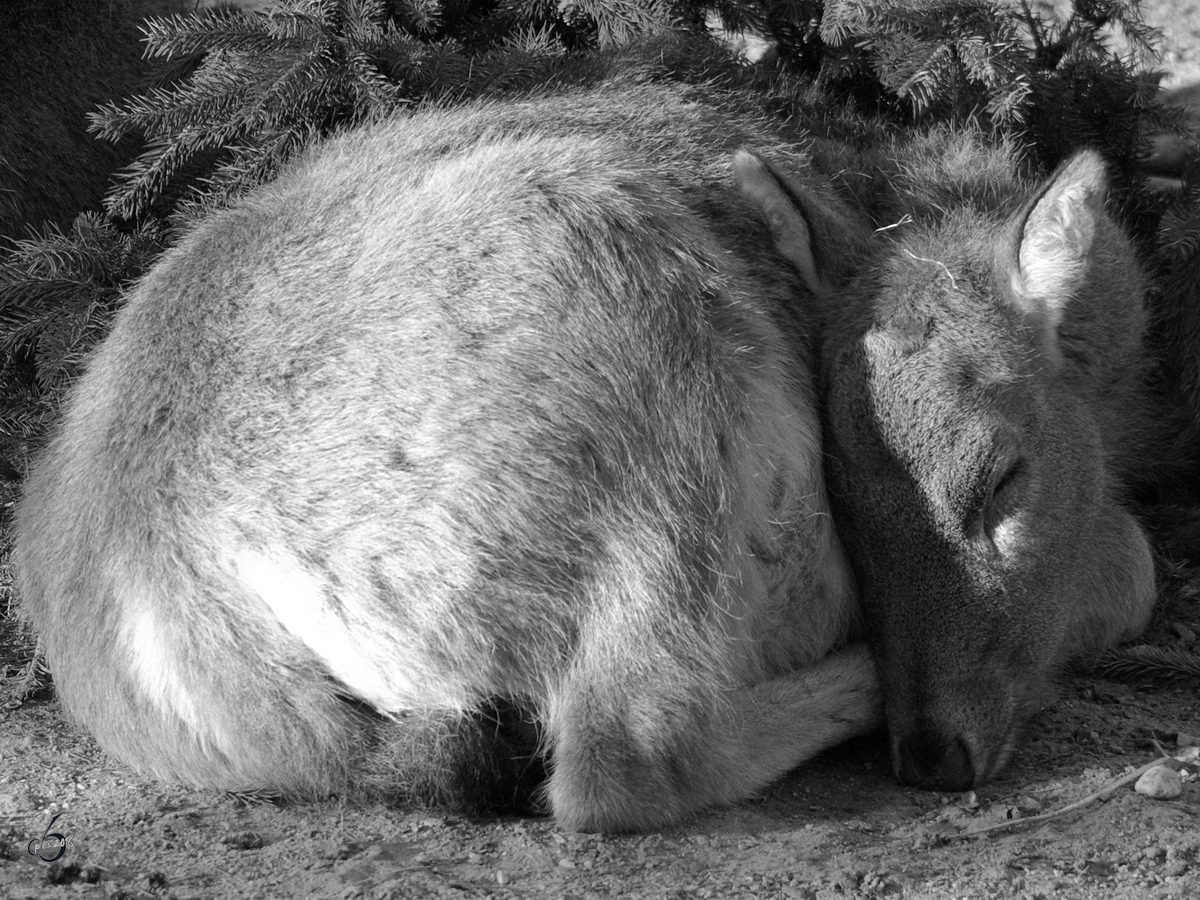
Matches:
[[2, 2, 1200, 899], [1, 658, 1198, 900]]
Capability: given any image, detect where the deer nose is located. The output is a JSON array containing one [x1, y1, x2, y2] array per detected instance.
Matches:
[[894, 732, 976, 792]]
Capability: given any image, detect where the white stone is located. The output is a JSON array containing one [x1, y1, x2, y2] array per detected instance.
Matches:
[[1134, 765, 1183, 800]]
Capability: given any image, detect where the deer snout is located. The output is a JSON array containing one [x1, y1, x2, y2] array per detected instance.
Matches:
[[892, 727, 978, 792]]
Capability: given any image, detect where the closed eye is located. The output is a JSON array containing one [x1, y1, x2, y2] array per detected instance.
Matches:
[[984, 458, 1024, 543]]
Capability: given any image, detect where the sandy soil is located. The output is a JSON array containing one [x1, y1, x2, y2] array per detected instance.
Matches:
[[2, 668, 1197, 899], [2, 3, 1200, 899]]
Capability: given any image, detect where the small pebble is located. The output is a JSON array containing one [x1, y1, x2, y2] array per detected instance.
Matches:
[[496, 869, 511, 884], [146, 871, 169, 891], [223, 830, 265, 850], [1135, 765, 1182, 800], [319, 840, 361, 860], [1166, 860, 1190, 878], [43, 862, 81, 886]]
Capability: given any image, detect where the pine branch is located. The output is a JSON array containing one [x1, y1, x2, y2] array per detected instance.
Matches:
[[91, 2, 420, 222], [0, 215, 165, 450], [1092, 645, 1200, 682], [564, 0, 675, 47]]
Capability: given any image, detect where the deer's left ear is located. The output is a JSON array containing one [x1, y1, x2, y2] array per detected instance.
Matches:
[[1006, 150, 1108, 344]]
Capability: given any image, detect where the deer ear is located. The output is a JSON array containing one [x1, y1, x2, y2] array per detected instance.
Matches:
[[732, 150, 828, 296], [1009, 151, 1108, 340]]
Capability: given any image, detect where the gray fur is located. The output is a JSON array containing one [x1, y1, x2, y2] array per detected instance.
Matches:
[[15, 82, 880, 832], [738, 136, 1157, 792]]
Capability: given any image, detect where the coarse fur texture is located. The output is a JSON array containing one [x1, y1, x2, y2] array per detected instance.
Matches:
[[735, 136, 1159, 793], [15, 79, 881, 833]]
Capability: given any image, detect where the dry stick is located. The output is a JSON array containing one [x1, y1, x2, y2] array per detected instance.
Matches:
[[943, 755, 1178, 841]]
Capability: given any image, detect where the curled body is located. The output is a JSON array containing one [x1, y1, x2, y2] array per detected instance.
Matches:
[[736, 136, 1159, 793], [15, 76, 879, 832]]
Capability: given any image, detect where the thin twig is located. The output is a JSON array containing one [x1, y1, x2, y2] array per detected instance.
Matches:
[[944, 755, 1177, 841]]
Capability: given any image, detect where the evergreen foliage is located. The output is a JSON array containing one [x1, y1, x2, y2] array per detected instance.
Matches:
[[0, 0, 1194, 477], [1093, 644, 1200, 682], [0, 215, 166, 468], [81, 0, 1177, 225], [1148, 176, 1200, 501], [90, 0, 692, 224]]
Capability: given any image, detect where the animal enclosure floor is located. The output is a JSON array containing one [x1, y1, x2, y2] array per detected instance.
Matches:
[[0, 675, 1197, 899]]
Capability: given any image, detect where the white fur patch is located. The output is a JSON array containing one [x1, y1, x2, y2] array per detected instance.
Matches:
[[126, 605, 203, 732], [990, 515, 1024, 558], [233, 549, 422, 712]]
